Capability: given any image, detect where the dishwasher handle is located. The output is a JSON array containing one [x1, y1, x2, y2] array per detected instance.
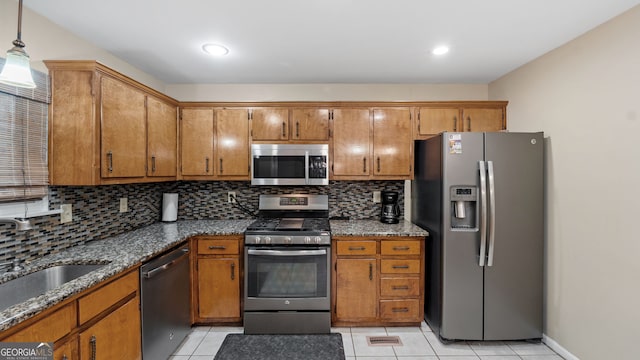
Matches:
[[143, 248, 189, 279]]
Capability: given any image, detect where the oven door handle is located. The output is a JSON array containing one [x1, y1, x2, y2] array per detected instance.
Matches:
[[247, 249, 327, 256]]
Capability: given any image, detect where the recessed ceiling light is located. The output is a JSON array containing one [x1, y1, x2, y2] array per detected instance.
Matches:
[[432, 46, 449, 56], [202, 43, 229, 56]]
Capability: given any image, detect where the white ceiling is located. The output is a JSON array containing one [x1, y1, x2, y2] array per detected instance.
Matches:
[[24, 0, 640, 84]]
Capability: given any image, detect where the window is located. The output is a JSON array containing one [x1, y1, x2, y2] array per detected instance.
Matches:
[[0, 57, 50, 218]]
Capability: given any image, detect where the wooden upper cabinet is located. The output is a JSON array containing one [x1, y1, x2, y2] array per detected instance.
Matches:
[[147, 96, 177, 177], [181, 108, 214, 176], [462, 107, 505, 132], [290, 108, 330, 141], [45, 60, 178, 185], [215, 109, 250, 177], [372, 108, 412, 177], [100, 77, 147, 178], [415, 102, 507, 139], [417, 107, 460, 136], [332, 108, 371, 178], [251, 108, 289, 141]]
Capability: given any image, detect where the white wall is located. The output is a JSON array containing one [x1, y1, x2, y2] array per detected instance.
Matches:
[[0, 0, 165, 92], [166, 83, 489, 102], [489, 5, 640, 360]]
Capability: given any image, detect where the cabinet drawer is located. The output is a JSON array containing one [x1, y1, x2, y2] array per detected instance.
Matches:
[[380, 277, 420, 297], [380, 259, 420, 274], [3, 303, 75, 343], [379, 299, 420, 321], [380, 240, 421, 255], [336, 241, 377, 255], [198, 239, 239, 255], [78, 270, 138, 324]]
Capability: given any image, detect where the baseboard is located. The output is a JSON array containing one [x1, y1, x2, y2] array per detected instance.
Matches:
[[543, 334, 579, 360]]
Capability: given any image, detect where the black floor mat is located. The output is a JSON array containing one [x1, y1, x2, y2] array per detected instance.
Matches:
[[214, 333, 345, 360]]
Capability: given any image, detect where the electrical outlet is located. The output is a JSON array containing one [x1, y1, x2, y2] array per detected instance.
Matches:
[[119, 197, 128, 213], [373, 191, 381, 203], [228, 192, 237, 203], [60, 204, 72, 223]]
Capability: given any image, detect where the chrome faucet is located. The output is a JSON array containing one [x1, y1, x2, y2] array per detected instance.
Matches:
[[0, 218, 33, 231]]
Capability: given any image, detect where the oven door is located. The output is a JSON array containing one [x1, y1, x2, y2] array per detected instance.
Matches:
[[244, 246, 330, 311]]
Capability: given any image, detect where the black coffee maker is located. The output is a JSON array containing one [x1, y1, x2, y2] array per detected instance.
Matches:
[[380, 191, 400, 224]]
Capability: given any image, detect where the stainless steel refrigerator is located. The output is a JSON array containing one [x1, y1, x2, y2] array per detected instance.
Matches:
[[411, 132, 543, 341]]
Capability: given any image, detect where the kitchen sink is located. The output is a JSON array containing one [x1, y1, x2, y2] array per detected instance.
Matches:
[[0, 264, 106, 313]]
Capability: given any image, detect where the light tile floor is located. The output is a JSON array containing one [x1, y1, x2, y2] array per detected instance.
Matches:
[[169, 322, 564, 360]]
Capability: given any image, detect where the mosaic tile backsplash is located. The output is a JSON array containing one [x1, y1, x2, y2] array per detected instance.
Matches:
[[0, 180, 404, 265]]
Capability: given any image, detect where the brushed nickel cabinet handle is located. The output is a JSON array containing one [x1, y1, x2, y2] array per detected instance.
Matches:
[[393, 246, 410, 251], [282, 122, 286, 137], [208, 245, 226, 250], [369, 263, 373, 281], [453, 116, 458, 131], [107, 151, 113, 173], [151, 155, 156, 173], [392, 307, 409, 313], [205, 157, 209, 173], [363, 158, 367, 173], [392, 264, 410, 269], [90, 335, 97, 360], [392, 285, 410, 290], [377, 157, 381, 172], [296, 121, 300, 137], [467, 116, 471, 131], [220, 158, 223, 174], [349, 246, 366, 251]]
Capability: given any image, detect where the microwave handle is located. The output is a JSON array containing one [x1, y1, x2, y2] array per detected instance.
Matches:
[[305, 150, 310, 185]]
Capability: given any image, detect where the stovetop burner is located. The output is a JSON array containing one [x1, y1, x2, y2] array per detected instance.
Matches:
[[245, 194, 331, 245]]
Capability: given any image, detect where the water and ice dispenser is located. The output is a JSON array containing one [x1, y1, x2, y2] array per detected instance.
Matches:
[[450, 186, 477, 229]]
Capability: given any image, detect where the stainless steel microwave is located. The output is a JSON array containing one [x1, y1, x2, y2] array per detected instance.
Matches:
[[251, 144, 329, 185]]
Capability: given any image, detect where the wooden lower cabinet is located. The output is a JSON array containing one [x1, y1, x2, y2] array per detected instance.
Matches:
[[0, 268, 141, 360], [335, 258, 378, 321], [192, 236, 242, 324], [79, 297, 141, 360], [333, 236, 425, 327]]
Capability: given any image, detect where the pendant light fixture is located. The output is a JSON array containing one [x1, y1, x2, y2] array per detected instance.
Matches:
[[0, 0, 36, 89]]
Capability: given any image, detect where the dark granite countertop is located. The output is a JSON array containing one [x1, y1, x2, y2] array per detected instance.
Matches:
[[330, 219, 429, 237], [0, 219, 427, 332]]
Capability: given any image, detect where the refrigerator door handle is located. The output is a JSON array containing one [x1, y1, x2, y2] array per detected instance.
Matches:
[[487, 160, 497, 266], [478, 160, 488, 267]]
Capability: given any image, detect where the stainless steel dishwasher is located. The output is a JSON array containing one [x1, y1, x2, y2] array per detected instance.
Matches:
[[140, 245, 191, 360]]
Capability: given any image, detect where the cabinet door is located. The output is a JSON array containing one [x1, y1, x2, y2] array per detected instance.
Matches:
[[417, 107, 460, 136], [181, 108, 214, 176], [79, 297, 141, 360], [461, 108, 505, 132], [252, 108, 289, 140], [290, 108, 329, 140], [332, 109, 371, 177], [198, 258, 240, 319], [215, 109, 250, 177], [335, 258, 377, 321], [372, 108, 412, 177], [147, 96, 177, 177], [100, 76, 147, 178]]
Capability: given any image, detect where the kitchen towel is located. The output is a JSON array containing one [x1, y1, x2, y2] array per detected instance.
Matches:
[[161, 193, 178, 222]]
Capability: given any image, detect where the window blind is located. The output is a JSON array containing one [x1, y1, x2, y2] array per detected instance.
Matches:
[[0, 57, 50, 203]]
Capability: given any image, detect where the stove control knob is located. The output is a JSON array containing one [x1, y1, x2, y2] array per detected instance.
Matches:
[[254, 236, 261, 244], [314, 236, 323, 244], [304, 236, 312, 244], [264, 236, 272, 244], [284, 236, 292, 244]]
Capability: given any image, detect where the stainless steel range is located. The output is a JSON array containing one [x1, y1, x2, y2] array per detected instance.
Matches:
[[244, 194, 331, 334]]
